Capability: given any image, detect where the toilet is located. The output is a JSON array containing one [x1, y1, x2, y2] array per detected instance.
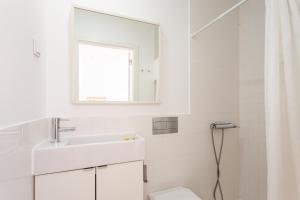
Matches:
[[149, 187, 202, 200]]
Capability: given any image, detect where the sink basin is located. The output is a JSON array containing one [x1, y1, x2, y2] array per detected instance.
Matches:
[[66, 134, 137, 146], [32, 133, 145, 175]]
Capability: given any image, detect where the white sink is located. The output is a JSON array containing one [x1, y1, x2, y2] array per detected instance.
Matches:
[[32, 133, 145, 175], [67, 134, 135, 146]]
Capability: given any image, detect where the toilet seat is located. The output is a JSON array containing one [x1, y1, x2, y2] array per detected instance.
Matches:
[[148, 187, 202, 200]]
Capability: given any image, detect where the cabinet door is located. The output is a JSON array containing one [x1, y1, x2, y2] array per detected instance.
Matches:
[[97, 161, 143, 200], [35, 168, 95, 200]]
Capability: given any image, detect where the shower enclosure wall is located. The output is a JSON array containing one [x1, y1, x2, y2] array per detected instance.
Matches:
[[238, 0, 267, 200], [191, 0, 267, 199]]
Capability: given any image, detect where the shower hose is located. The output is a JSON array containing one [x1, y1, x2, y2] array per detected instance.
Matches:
[[211, 128, 225, 200]]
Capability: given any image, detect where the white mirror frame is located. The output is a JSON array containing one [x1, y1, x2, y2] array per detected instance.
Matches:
[[70, 5, 161, 105]]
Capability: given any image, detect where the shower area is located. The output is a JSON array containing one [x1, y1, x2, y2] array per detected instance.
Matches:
[[192, 0, 300, 198], [191, 0, 267, 199]]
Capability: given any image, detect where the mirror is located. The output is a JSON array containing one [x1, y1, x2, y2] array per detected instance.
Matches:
[[71, 7, 160, 104]]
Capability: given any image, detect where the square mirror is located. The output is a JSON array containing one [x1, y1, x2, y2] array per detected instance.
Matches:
[[71, 7, 160, 104]]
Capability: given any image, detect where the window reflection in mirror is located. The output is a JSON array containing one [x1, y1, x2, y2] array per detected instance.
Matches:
[[72, 7, 160, 104], [79, 42, 134, 101]]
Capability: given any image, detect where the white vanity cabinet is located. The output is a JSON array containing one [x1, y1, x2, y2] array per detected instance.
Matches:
[[35, 168, 95, 200], [97, 161, 143, 200], [35, 161, 143, 200]]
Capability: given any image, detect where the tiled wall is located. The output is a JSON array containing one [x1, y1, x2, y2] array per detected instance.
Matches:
[[238, 0, 267, 199], [190, 0, 240, 197], [0, 119, 49, 200], [64, 114, 240, 200], [0, 113, 240, 200]]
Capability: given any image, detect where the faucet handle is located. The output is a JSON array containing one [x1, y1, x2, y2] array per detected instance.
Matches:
[[59, 127, 76, 132]]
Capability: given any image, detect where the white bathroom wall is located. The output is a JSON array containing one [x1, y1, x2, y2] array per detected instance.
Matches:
[[238, 0, 267, 200], [44, 0, 189, 117], [0, 119, 50, 200], [0, 0, 46, 129], [0, 1, 49, 199]]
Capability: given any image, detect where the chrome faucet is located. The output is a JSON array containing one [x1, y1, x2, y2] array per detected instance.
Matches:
[[51, 118, 76, 143]]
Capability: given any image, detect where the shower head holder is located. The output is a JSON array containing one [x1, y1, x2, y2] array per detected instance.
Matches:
[[210, 121, 239, 129]]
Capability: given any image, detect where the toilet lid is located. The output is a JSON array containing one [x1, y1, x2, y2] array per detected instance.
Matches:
[[149, 187, 201, 200]]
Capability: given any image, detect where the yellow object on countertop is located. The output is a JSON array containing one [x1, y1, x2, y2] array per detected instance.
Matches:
[[121, 136, 137, 141]]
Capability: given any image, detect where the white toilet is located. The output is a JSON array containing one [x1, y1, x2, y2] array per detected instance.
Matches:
[[149, 187, 202, 200]]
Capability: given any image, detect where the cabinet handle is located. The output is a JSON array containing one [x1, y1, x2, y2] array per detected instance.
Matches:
[[143, 164, 148, 183]]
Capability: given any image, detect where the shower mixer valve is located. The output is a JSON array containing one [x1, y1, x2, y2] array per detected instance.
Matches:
[[210, 121, 239, 129]]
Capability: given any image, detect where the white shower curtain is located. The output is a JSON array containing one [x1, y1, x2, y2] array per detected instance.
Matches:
[[265, 0, 300, 199]]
